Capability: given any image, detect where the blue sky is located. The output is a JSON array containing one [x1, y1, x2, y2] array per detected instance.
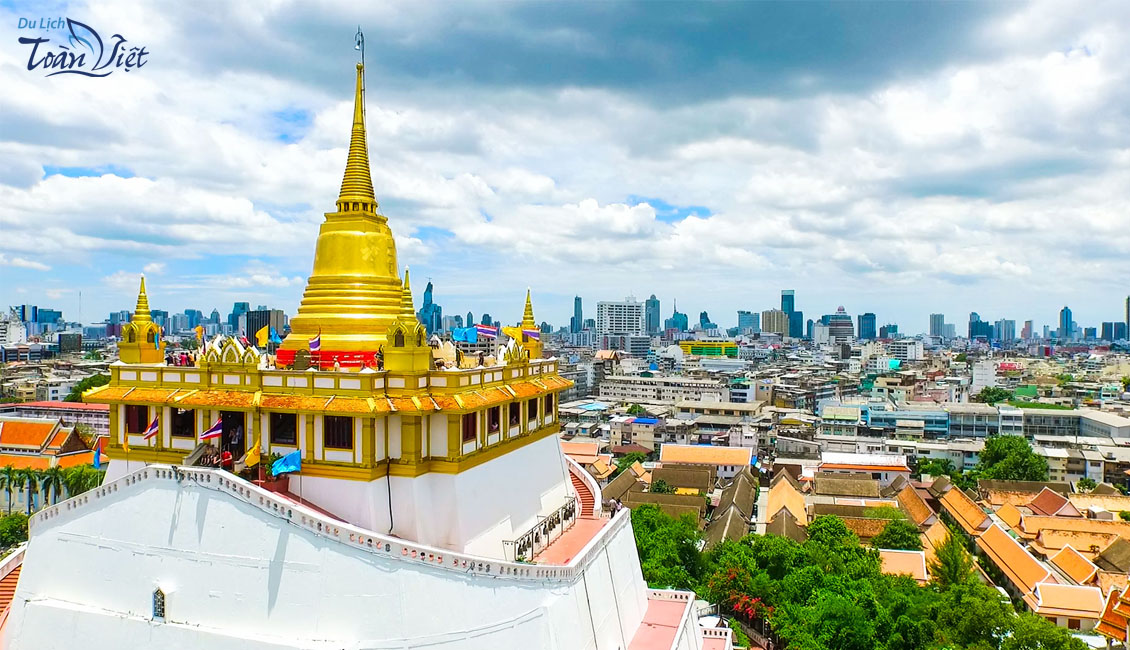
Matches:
[[1, 1, 1129, 333]]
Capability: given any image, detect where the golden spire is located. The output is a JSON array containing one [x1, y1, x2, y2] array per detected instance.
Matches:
[[337, 63, 376, 214], [521, 288, 536, 329], [133, 275, 152, 322], [400, 267, 415, 319]]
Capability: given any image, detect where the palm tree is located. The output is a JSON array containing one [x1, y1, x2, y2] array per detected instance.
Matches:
[[928, 531, 974, 589], [0, 466, 16, 514], [40, 466, 65, 505], [62, 466, 103, 498], [17, 468, 40, 515]]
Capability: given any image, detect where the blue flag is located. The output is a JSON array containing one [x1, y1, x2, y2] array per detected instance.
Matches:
[[269, 327, 283, 345], [92, 439, 101, 469], [271, 449, 302, 476]]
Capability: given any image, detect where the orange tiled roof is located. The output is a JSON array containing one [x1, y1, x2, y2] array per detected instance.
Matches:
[[1027, 487, 1081, 518], [561, 441, 601, 457], [896, 484, 935, 527], [260, 395, 333, 411], [879, 549, 928, 583], [997, 502, 1024, 530], [1050, 545, 1099, 585], [55, 451, 103, 468], [176, 390, 256, 409], [921, 520, 951, 565], [1097, 589, 1129, 642], [1032, 529, 1119, 559], [976, 524, 1049, 595], [660, 444, 751, 467], [324, 397, 374, 414], [0, 420, 57, 448], [0, 454, 51, 470], [767, 476, 807, 527], [1099, 572, 1130, 598], [509, 382, 542, 398], [1027, 582, 1104, 619], [842, 516, 890, 540], [940, 488, 991, 536], [1020, 516, 1130, 540], [45, 429, 69, 449], [388, 397, 420, 413]]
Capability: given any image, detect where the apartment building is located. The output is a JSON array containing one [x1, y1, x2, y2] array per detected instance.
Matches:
[[598, 375, 730, 403]]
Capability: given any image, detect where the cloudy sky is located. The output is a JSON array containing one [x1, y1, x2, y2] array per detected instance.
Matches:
[[1, 1, 1128, 334]]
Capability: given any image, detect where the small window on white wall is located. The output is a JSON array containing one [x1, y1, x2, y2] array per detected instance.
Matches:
[[153, 588, 166, 620]]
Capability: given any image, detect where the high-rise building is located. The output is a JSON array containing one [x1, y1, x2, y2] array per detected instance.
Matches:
[[570, 296, 583, 333], [480, 313, 492, 326], [823, 307, 854, 343], [994, 319, 1016, 343], [1042, 324, 1050, 339], [209, 309, 221, 324], [788, 310, 804, 338], [416, 282, 442, 335], [806, 318, 814, 339], [781, 290, 795, 315], [879, 323, 899, 339], [761, 309, 789, 337], [663, 301, 688, 332], [698, 311, 717, 329], [466, 312, 474, 329], [1102, 322, 1118, 341], [929, 313, 945, 337], [737, 310, 760, 333], [968, 312, 991, 340], [596, 297, 645, 335], [229, 302, 250, 329], [1117, 322, 1128, 340], [1021, 320, 1033, 340], [150, 310, 169, 330], [1084, 327, 1097, 340], [857, 313, 877, 340], [644, 294, 660, 334], [1125, 296, 1129, 337], [1058, 306, 1073, 340], [246, 309, 286, 341]]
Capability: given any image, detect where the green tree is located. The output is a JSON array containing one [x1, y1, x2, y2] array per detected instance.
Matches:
[[1119, 510, 1130, 522], [0, 513, 28, 548], [1001, 612, 1088, 650], [932, 582, 1013, 648], [0, 466, 16, 515], [973, 386, 1013, 404], [39, 466, 65, 505], [626, 403, 646, 416], [871, 519, 922, 551], [954, 352, 968, 363], [1076, 477, 1097, 493], [977, 435, 1049, 482], [63, 466, 104, 498], [1121, 376, 1130, 392], [630, 504, 703, 589], [864, 505, 909, 521], [649, 478, 675, 494], [928, 531, 974, 588], [915, 457, 955, 480], [65, 374, 109, 402], [17, 468, 40, 515]]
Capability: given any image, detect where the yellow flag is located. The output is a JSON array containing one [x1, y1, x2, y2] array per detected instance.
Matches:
[[255, 325, 269, 347], [194, 325, 204, 341], [245, 436, 261, 468], [122, 434, 129, 454]]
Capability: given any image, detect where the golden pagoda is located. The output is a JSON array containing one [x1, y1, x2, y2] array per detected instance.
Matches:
[[84, 57, 572, 556], [276, 61, 402, 369], [118, 275, 165, 364]]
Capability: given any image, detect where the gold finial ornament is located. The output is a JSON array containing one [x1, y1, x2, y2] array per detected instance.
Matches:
[[134, 275, 152, 322], [118, 275, 164, 364]]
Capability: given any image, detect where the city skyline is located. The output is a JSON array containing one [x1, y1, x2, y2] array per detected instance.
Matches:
[[3, 2, 1130, 332]]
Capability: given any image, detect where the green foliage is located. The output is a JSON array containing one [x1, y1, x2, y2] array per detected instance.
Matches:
[[954, 353, 967, 363], [1054, 373, 1074, 386], [1119, 510, 1130, 522], [1008, 400, 1073, 410], [932, 581, 1013, 648], [649, 478, 675, 494], [972, 386, 1013, 404], [871, 519, 923, 551], [977, 435, 1048, 482], [626, 403, 646, 415], [1076, 477, 1097, 492], [864, 505, 909, 521], [1001, 612, 1087, 650], [613, 452, 647, 477], [65, 373, 109, 402], [914, 457, 955, 480], [727, 618, 750, 647], [629, 504, 703, 590], [1121, 376, 1130, 392], [0, 513, 28, 548], [928, 531, 974, 588], [0, 466, 17, 515]]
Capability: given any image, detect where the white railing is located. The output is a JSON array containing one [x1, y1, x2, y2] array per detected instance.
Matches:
[[648, 589, 696, 650], [565, 454, 604, 517], [502, 497, 577, 562], [0, 543, 26, 581], [29, 464, 633, 584]]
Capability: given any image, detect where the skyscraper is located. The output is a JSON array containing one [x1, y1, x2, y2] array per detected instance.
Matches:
[[857, 313, 877, 340], [824, 307, 854, 343], [1021, 320, 1033, 339], [229, 302, 250, 329], [699, 311, 717, 329], [416, 282, 442, 335], [596, 297, 645, 335], [644, 294, 660, 335], [1058, 306, 1072, 340], [1125, 296, 1129, 337], [994, 319, 1016, 343], [788, 310, 804, 338], [761, 309, 789, 337], [737, 310, 760, 333], [929, 313, 945, 337], [781, 290, 795, 315], [570, 296, 583, 333], [664, 301, 688, 332], [968, 312, 991, 340], [467, 312, 474, 329]]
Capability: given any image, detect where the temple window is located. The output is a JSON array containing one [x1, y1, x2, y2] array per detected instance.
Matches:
[[487, 406, 500, 434], [147, 331, 155, 344], [125, 405, 148, 434], [527, 399, 538, 425], [393, 330, 405, 347], [171, 408, 195, 438], [416, 330, 423, 346], [324, 415, 353, 450], [461, 412, 478, 443], [270, 412, 297, 446], [152, 588, 165, 620], [508, 402, 520, 427], [126, 330, 136, 343], [545, 393, 555, 415]]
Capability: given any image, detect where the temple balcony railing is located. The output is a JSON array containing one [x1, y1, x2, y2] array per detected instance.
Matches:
[[29, 464, 628, 583], [501, 496, 577, 562], [105, 357, 559, 397]]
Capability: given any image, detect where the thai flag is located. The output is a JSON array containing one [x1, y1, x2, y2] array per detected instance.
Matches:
[[475, 324, 498, 339], [142, 416, 159, 441], [309, 331, 321, 352], [522, 329, 541, 340], [201, 417, 223, 440]]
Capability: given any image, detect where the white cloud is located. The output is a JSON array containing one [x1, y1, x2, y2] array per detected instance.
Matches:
[[0, 253, 49, 271], [143, 262, 167, 274]]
